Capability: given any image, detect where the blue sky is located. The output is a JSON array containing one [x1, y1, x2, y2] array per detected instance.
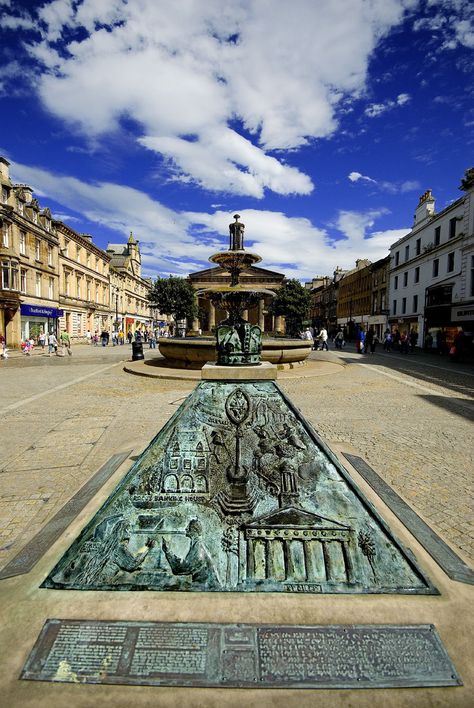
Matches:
[[0, 0, 472, 281]]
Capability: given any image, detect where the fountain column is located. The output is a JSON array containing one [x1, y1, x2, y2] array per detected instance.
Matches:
[[258, 298, 265, 330], [208, 302, 216, 330]]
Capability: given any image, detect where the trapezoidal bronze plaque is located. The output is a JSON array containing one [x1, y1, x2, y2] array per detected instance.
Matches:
[[42, 381, 437, 594]]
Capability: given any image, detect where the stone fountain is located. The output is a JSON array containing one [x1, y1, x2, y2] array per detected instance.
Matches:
[[199, 214, 276, 366], [157, 214, 312, 368]]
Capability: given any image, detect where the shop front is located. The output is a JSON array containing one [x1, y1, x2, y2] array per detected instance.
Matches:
[[20, 304, 64, 342]]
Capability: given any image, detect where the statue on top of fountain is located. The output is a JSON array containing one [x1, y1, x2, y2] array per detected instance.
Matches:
[[229, 214, 245, 251]]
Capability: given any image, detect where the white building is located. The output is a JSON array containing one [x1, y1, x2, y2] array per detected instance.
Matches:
[[388, 168, 474, 349]]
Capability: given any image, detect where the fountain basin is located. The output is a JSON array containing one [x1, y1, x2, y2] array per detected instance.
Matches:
[[158, 336, 312, 369]]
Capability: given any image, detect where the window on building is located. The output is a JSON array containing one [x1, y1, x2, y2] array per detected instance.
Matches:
[[18, 201, 24, 216], [416, 238, 421, 255], [65, 271, 70, 296], [405, 245, 409, 261], [95, 284, 99, 303], [394, 275, 398, 290], [402, 297, 407, 314], [1, 187, 8, 204], [395, 251, 400, 266], [447, 251, 455, 272], [403, 272, 408, 287], [449, 217, 457, 239], [103, 287, 107, 305], [1, 221, 9, 247], [1, 260, 18, 290], [35, 272, 41, 297], [76, 277, 81, 298], [35, 238, 41, 261], [87, 280, 91, 301], [434, 226, 441, 245], [413, 294, 418, 312], [19, 231, 26, 255], [32, 210, 37, 224], [63, 239, 69, 257], [20, 269, 27, 293], [414, 266, 420, 283], [392, 299, 397, 315], [48, 277, 54, 299], [86, 253, 91, 268], [48, 244, 53, 266], [433, 259, 439, 277], [76, 245, 81, 263], [96, 256, 100, 271]]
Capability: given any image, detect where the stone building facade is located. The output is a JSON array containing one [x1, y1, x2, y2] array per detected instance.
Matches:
[[0, 157, 61, 347], [0, 155, 157, 347], [56, 221, 111, 337], [388, 169, 474, 347], [106, 233, 154, 335]]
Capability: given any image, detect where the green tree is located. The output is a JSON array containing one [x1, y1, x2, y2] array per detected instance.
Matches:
[[149, 276, 197, 330], [270, 279, 311, 337]]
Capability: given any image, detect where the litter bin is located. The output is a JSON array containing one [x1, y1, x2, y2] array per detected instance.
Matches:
[[132, 341, 144, 361]]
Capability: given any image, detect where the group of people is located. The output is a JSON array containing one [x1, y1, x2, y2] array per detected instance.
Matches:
[[85, 327, 168, 348], [301, 326, 329, 351]]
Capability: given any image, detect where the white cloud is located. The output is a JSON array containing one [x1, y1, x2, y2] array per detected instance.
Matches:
[[8, 158, 406, 279], [10, 0, 416, 197], [414, 1, 473, 49], [365, 93, 411, 117], [348, 171, 377, 184], [348, 171, 420, 194]]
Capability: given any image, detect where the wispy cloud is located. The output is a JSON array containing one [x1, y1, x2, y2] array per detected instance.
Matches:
[[348, 171, 420, 194], [365, 93, 411, 118], [9, 157, 408, 279]]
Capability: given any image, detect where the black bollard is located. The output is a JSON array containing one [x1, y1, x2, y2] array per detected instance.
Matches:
[[131, 341, 144, 361]]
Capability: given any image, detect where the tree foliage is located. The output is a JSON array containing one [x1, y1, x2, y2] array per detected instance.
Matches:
[[148, 276, 197, 324], [270, 278, 311, 337]]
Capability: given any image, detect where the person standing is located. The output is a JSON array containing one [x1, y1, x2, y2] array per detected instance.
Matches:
[[118, 329, 124, 345], [86, 329, 92, 345], [365, 328, 374, 354], [38, 331, 46, 350], [100, 330, 109, 346], [127, 330, 133, 344]]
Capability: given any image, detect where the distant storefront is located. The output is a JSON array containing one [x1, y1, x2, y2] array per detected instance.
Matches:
[[20, 304, 63, 341]]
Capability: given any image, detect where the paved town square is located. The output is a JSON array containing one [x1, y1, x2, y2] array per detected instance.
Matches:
[[0, 345, 472, 707]]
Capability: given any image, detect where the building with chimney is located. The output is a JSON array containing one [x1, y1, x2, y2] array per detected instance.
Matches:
[[0, 157, 61, 347], [388, 168, 474, 349]]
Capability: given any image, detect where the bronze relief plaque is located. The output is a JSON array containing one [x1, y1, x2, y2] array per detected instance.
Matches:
[[42, 381, 436, 594]]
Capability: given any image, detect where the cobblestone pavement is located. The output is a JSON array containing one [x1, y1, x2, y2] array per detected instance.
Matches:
[[0, 343, 472, 570]]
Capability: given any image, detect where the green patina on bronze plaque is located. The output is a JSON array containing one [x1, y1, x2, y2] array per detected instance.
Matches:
[[42, 381, 437, 594]]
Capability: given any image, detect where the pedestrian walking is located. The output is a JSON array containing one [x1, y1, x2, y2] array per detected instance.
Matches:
[[86, 329, 92, 345], [127, 330, 133, 344], [38, 331, 46, 350], [100, 330, 109, 346], [118, 329, 124, 345], [60, 330, 72, 356], [383, 329, 392, 352], [48, 331, 58, 356], [318, 327, 329, 351], [334, 329, 344, 350]]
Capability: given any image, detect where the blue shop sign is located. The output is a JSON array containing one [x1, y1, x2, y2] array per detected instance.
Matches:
[[20, 304, 64, 318]]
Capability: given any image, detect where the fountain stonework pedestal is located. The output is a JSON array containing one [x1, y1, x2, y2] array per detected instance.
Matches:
[[21, 216, 464, 695]]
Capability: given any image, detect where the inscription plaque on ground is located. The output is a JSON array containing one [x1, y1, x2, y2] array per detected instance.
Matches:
[[21, 620, 461, 689]]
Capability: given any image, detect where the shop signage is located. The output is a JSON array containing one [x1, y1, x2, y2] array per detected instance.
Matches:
[[452, 305, 474, 322], [20, 304, 64, 318]]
